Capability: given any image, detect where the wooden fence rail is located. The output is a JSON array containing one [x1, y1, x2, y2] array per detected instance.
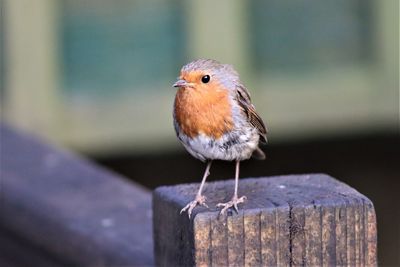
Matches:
[[0, 124, 153, 266]]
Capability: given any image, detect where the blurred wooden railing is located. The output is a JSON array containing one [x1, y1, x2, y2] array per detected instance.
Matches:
[[0, 124, 153, 266], [0, 124, 377, 266]]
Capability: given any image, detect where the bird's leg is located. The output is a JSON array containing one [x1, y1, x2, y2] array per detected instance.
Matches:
[[217, 160, 247, 215], [180, 160, 212, 218]]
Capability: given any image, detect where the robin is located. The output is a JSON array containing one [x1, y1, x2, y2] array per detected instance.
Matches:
[[173, 59, 268, 218]]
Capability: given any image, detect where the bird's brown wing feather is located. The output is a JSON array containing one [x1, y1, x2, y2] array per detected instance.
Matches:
[[236, 84, 268, 143]]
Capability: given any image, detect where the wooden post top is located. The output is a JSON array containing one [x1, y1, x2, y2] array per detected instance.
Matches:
[[153, 174, 377, 266], [155, 174, 372, 216]]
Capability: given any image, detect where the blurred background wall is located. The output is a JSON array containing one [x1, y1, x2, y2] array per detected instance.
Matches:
[[1, 0, 399, 265]]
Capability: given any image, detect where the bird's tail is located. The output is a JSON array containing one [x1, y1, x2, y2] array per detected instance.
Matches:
[[252, 147, 266, 160]]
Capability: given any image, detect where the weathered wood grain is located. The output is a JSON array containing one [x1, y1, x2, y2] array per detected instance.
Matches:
[[153, 174, 377, 266], [227, 210, 244, 267]]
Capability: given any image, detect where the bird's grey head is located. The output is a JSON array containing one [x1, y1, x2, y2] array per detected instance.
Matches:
[[180, 59, 240, 91]]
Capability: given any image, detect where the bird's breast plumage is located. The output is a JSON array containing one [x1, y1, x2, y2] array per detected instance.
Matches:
[[173, 86, 234, 139]]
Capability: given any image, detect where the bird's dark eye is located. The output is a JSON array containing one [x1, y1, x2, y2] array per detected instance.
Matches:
[[201, 75, 210, 83]]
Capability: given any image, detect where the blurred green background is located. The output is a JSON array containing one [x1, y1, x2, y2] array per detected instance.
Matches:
[[0, 0, 399, 265]]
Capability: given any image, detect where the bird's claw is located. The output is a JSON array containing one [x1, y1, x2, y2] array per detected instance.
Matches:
[[217, 195, 247, 215], [180, 195, 208, 219]]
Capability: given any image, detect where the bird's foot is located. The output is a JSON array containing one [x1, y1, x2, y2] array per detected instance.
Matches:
[[180, 194, 208, 219], [217, 195, 247, 215]]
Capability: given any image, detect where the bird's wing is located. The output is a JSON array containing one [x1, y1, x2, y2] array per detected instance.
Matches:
[[235, 84, 268, 143]]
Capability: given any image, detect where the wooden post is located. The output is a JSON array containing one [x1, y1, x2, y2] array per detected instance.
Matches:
[[153, 174, 377, 266]]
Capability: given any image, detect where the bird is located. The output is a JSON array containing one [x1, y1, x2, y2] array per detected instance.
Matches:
[[172, 59, 268, 218]]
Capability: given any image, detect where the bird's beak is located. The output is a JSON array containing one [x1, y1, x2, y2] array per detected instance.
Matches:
[[173, 79, 189, 88]]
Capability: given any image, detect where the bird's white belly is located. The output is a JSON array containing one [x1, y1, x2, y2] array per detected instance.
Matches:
[[178, 127, 259, 162]]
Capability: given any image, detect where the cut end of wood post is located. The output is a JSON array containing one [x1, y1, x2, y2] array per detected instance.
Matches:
[[153, 174, 377, 266]]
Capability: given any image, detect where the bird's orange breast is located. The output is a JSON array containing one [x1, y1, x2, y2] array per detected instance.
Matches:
[[174, 84, 233, 139]]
